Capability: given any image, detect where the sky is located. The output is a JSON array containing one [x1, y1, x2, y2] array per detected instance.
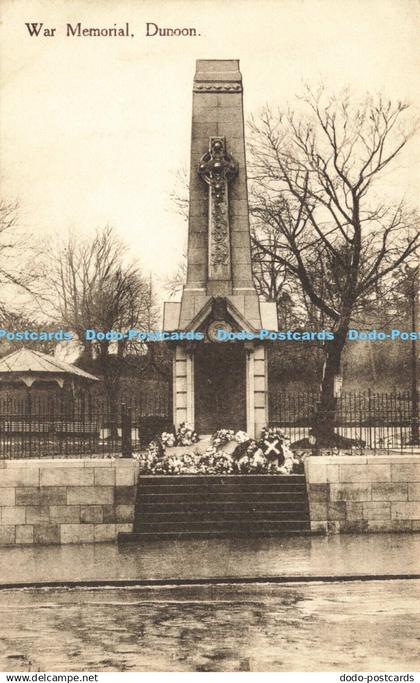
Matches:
[[1, 0, 419, 307]]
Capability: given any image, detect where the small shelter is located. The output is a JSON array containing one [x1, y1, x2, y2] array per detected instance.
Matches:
[[0, 348, 98, 417]]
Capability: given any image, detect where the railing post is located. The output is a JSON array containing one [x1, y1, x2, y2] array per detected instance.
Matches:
[[127, 407, 133, 457], [121, 402, 126, 455], [367, 388, 372, 450], [309, 405, 319, 456], [121, 403, 132, 458], [26, 389, 32, 458], [411, 388, 419, 446]]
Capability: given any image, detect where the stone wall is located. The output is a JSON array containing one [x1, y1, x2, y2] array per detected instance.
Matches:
[[0, 459, 139, 546], [305, 454, 420, 534]]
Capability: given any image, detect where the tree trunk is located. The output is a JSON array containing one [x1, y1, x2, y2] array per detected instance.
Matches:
[[313, 331, 346, 447]]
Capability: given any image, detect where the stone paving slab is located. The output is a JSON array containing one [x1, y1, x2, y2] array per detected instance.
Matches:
[[0, 532, 418, 586]]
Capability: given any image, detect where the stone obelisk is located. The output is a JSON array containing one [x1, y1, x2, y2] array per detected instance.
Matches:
[[163, 60, 277, 437], [180, 59, 258, 326]]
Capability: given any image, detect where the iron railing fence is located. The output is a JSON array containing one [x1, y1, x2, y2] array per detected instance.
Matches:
[[0, 387, 171, 422], [0, 390, 418, 458], [0, 406, 171, 459], [269, 389, 419, 452]]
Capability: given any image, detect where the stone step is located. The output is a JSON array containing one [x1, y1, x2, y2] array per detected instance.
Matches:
[[135, 518, 309, 534], [138, 483, 307, 493], [138, 475, 305, 487], [120, 528, 313, 541], [125, 474, 311, 541], [139, 474, 306, 481], [137, 509, 309, 523], [137, 492, 308, 504], [137, 501, 308, 513]]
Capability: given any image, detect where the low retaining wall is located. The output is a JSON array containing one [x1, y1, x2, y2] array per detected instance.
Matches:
[[0, 459, 139, 545], [3, 455, 419, 544], [305, 454, 420, 534]]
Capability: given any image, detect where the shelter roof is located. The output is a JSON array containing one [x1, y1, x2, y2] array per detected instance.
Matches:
[[0, 348, 98, 382]]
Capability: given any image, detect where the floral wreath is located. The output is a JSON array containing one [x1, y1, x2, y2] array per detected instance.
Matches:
[[134, 425, 304, 476]]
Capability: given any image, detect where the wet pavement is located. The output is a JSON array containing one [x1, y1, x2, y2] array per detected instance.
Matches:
[[0, 533, 419, 586], [0, 580, 418, 671], [1, 535, 419, 672]]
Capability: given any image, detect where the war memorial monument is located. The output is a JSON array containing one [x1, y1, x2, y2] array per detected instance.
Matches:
[[163, 59, 277, 438]]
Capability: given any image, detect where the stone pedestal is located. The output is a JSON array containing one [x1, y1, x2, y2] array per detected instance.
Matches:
[[246, 345, 268, 438], [172, 341, 267, 439], [172, 345, 194, 427]]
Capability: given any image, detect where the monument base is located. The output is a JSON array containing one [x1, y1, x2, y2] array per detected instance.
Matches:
[[172, 342, 268, 439]]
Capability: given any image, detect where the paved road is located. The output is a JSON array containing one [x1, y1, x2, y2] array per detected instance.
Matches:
[[0, 580, 419, 672], [0, 533, 419, 585]]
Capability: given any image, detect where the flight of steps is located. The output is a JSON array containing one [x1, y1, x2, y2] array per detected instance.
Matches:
[[120, 474, 311, 541]]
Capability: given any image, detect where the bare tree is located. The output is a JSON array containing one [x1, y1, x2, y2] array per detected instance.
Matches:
[[0, 199, 39, 323], [169, 166, 190, 222], [248, 89, 419, 445], [165, 253, 187, 299], [166, 166, 189, 299], [39, 225, 157, 421], [250, 224, 318, 328]]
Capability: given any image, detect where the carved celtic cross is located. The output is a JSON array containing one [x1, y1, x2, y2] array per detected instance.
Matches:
[[198, 137, 238, 280]]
